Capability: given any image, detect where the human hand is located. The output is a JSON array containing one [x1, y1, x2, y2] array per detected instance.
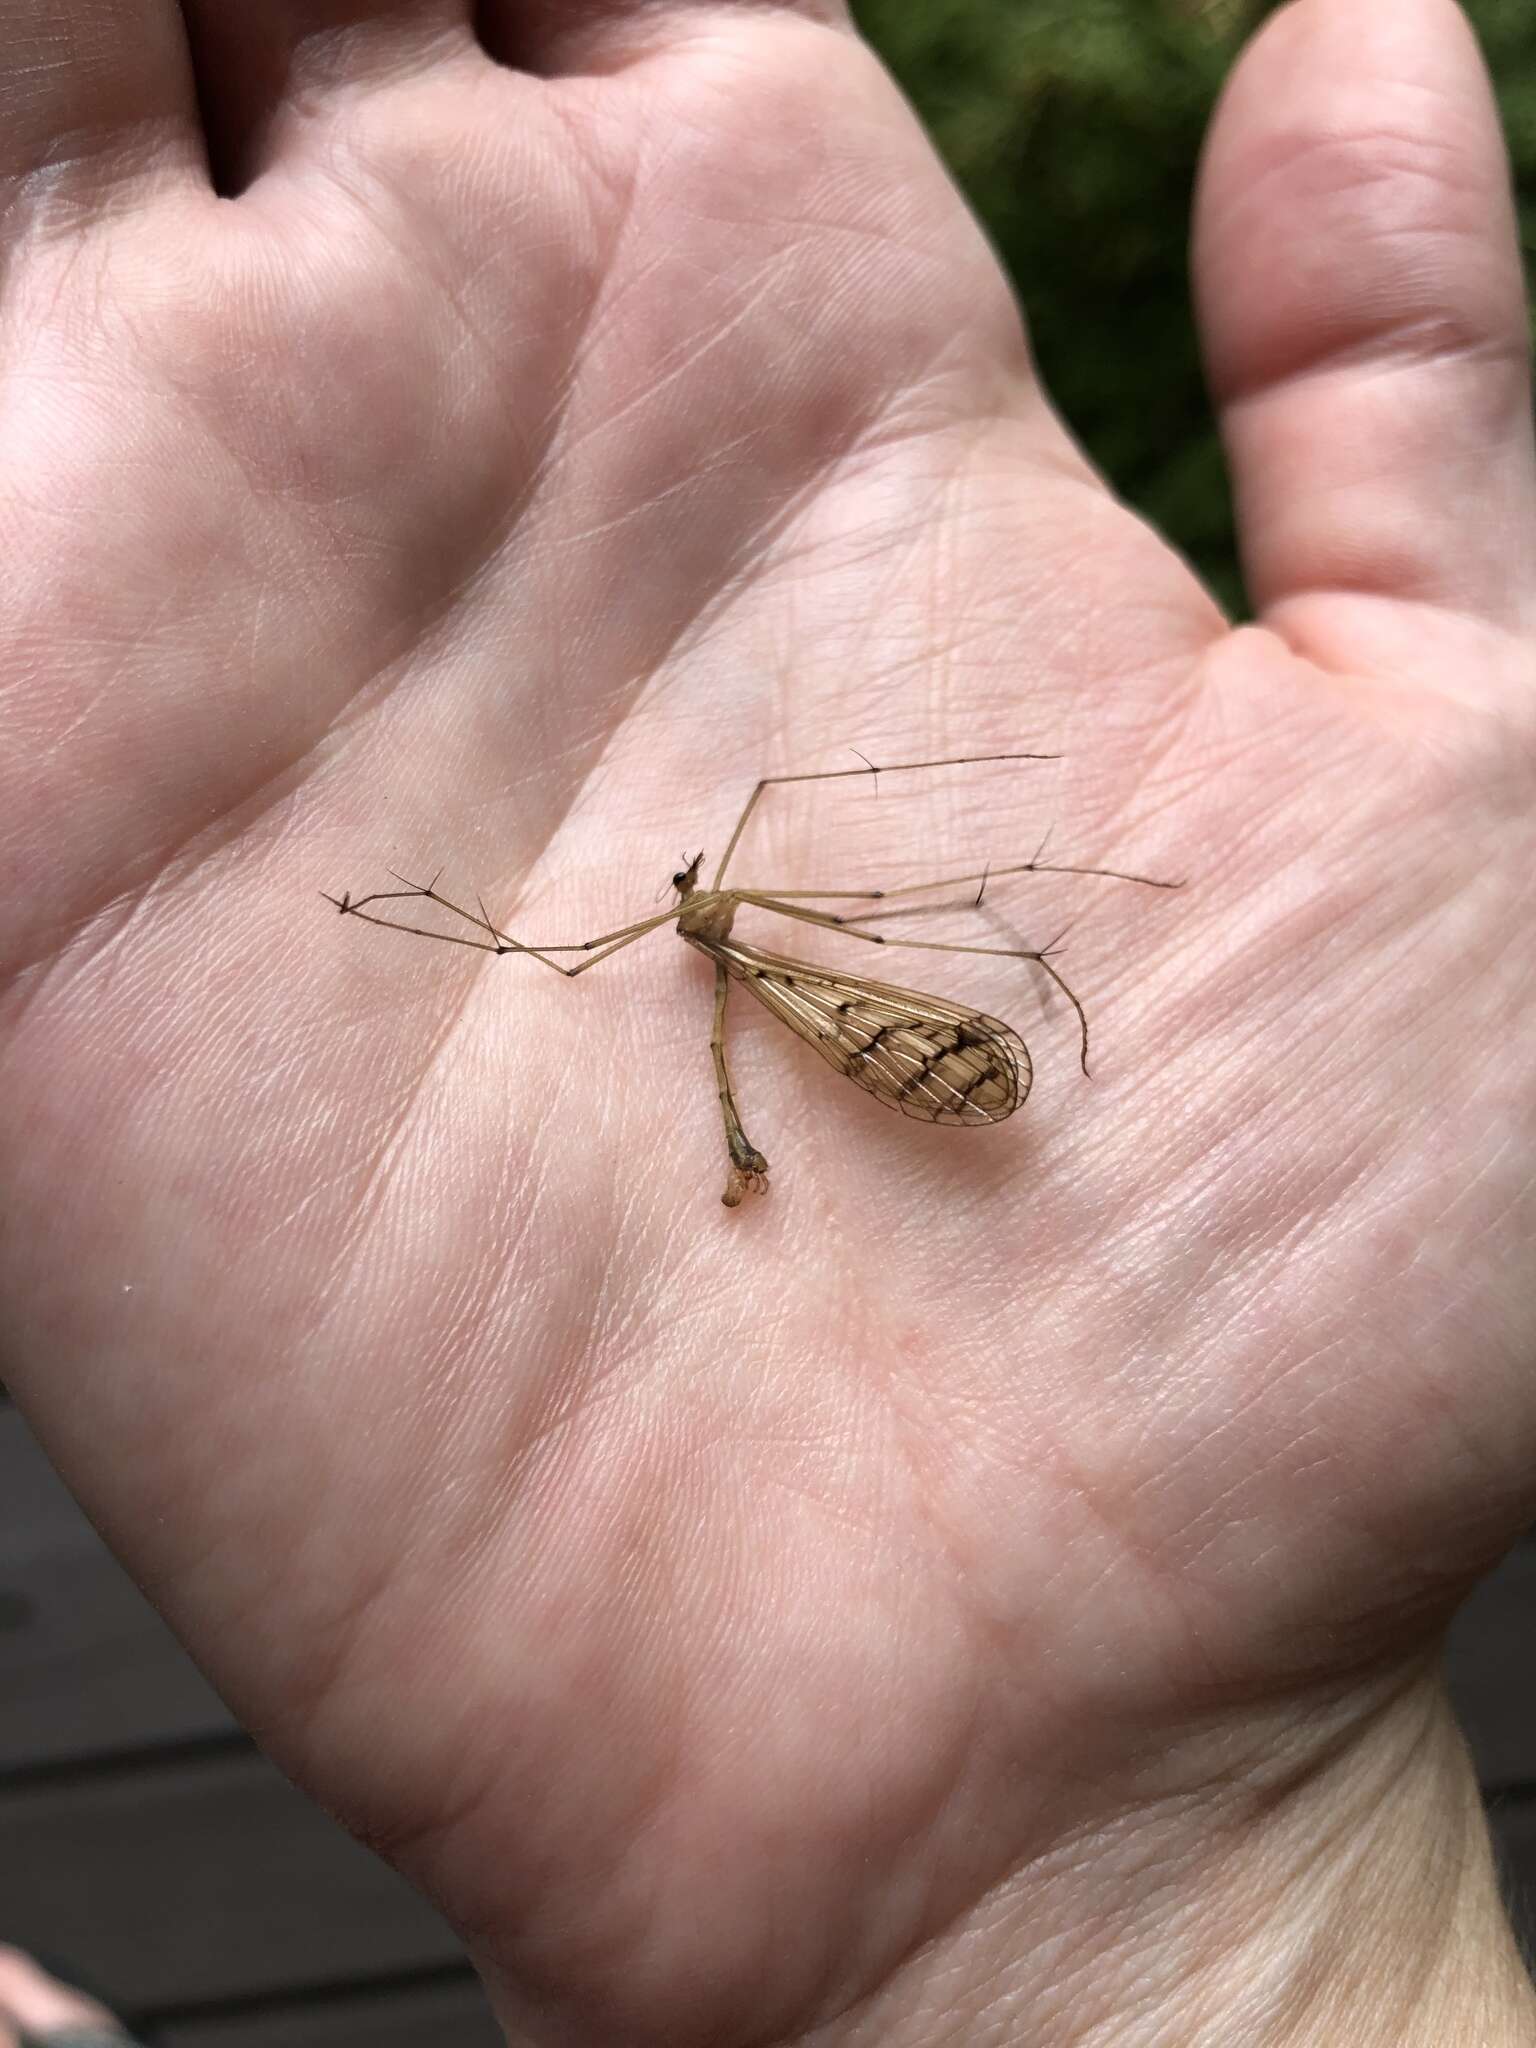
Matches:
[[3, 1, 1533, 2043]]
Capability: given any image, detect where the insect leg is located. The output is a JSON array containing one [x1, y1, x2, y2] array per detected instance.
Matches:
[[732, 855, 1178, 910], [711, 750, 1058, 889], [563, 914, 680, 978], [869, 857, 1180, 900], [709, 959, 769, 1208], [326, 875, 678, 976]]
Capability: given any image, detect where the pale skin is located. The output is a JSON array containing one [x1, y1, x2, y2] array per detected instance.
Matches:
[[0, 1948, 125, 2048], [1, 0, 1534, 2044]]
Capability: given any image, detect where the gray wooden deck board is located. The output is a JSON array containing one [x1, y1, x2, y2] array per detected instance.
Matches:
[[0, 1410, 235, 1769], [0, 1746, 466, 2013], [1447, 1539, 1536, 1790], [157, 1976, 505, 2048]]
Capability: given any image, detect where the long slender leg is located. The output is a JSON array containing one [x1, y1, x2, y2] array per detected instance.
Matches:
[[712, 750, 1059, 888], [325, 875, 678, 977], [801, 895, 992, 927], [564, 921, 680, 979], [709, 960, 769, 1207], [745, 894, 1095, 1076], [865, 857, 1179, 899], [374, 872, 676, 953], [731, 858, 1180, 908]]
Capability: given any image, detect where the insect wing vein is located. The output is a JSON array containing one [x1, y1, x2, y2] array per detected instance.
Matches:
[[715, 941, 1029, 1124]]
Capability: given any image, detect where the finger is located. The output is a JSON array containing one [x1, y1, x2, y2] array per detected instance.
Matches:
[[1195, 0, 1536, 651], [0, 0, 205, 206], [0, 1948, 123, 2044], [182, 0, 478, 192], [475, 0, 846, 74]]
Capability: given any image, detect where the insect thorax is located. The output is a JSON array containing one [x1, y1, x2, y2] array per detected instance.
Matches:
[[675, 890, 739, 944]]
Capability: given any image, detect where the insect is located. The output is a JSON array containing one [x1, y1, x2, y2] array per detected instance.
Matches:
[[325, 753, 1177, 1207]]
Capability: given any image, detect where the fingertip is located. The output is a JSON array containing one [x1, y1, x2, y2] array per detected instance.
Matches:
[[1195, 0, 1535, 643]]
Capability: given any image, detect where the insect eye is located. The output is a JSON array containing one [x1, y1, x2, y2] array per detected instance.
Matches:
[[672, 871, 689, 890]]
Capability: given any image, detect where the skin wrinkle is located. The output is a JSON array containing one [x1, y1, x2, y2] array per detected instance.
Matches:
[[172, 1486, 415, 1781], [1056, 1295, 1379, 1611], [1271, 580, 1536, 650], [311, 967, 525, 1297], [832, 1674, 1448, 2048], [0, 81, 618, 968], [15, 581, 187, 764], [392, 393, 1068, 977], [283, 180, 1048, 1016], [1215, 100, 1502, 223], [515, 4, 856, 92], [512, 69, 800, 531], [267, 10, 479, 116], [299, 1372, 704, 1896], [1217, 219, 1495, 369], [0, 511, 538, 992], [536, 1409, 999, 2048], [472, 1301, 659, 1532], [814, 1799, 1198, 2047], [1130, 1243, 1387, 1500], [1220, 312, 1533, 438], [526, 39, 1040, 582], [694, 458, 1196, 870], [560, 248, 809, 457], [467, 1602, 696, 1952], [1205, 1688, 1470, 2043], [548, 370, 1045, 751], [302, 84, 560, 412]]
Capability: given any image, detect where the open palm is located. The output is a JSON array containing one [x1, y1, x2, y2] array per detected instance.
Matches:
[[4, 2, 1533, 2042]]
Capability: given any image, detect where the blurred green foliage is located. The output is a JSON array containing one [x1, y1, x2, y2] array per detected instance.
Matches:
[[854, 0, 1536, 616]]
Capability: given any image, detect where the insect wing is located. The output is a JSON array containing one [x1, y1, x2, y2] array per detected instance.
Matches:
[[717, 942, 1029, 1125]]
